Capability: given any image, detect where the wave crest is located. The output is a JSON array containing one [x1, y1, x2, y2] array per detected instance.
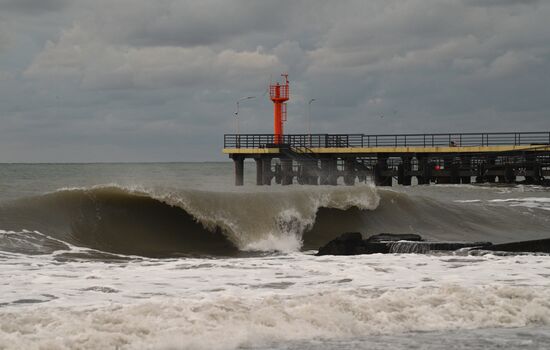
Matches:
[[0, 185, 380, 256]]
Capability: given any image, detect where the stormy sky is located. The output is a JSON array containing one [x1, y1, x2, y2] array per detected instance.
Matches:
[[0, 0, 549, 162]]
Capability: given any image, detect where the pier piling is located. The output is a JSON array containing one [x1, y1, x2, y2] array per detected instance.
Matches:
[[281, 159, 293, 185], [234, 157, 244, 186], [262, 158, 272, 185]]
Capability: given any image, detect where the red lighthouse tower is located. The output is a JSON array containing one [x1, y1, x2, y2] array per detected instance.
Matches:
[[269, 74, 290, 144]]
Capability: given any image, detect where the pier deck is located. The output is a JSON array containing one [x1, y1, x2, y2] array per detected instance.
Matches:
[[223, 132, 550, 186]]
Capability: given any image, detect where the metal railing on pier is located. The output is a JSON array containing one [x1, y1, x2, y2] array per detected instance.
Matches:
[[224, 132, 550, 149]]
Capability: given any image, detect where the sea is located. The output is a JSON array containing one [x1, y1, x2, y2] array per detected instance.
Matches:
[[0, 162, 549, 349]]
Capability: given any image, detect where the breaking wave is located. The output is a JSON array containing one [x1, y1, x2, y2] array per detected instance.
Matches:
[[1, 184, 549, 258], [0, 185, 379, 257]]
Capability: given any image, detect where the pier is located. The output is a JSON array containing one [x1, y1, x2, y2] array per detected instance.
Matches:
[[223, 132, 550, 186], [224, 74, 549, 186]]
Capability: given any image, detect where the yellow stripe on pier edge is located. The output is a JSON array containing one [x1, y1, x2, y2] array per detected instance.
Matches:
[[223, 148, 280, 154]]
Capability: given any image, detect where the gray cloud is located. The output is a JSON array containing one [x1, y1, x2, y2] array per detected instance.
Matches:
[[0, 0, 549, 162], [466, 0, 539, 7], [0, 0, 69, 14]]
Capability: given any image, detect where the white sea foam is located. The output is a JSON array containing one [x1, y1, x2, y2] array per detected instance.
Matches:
[[454, 197, 550, 211], [2, 250, 550, 306], [489, 197, 550, 211], [2, 232, 550, 349], [1, 285, 549, 350]]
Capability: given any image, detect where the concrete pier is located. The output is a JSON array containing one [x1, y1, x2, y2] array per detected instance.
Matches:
[[225, 132, 550, 186]]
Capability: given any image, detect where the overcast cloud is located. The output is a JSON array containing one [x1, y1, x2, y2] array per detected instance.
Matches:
[[0, 0, 549, 162]]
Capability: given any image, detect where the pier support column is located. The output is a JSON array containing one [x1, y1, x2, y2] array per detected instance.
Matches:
[[504, 165, 515, 184], [485, 157, 496, 183], [329, 159, 338, 185], [417, 157, 431, 185], [281, 159, 293, 185], [320, 159, 338, 185], [234, 157, 244, 186], [397, 158, 412, 186], [319, 159, 330, 185], [374, 157, 391, 186], [298, 161, 306, 184], [461, 157, 472, 184], [262, 158, 272, 185], [449, 159, 460, 184], [298, 161, 317, 185], [526, 164, 542, 185], [475, 160, 484, 184], [525, 156, 542, 184], [274, 163, 282, 184], [307, 160, 319, 185], [535, 164, 543, 184], [343, 159, 356, 186], [255, 158, 263, 186]]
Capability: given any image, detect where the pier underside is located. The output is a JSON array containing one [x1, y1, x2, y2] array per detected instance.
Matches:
[[224, 132, 550, 186]]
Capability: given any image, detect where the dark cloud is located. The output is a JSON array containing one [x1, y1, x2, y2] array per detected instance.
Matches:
[[126, 1, 291, 47], [0, 0, 549, 162], [0, 0, 69, 14], [466, 0, 539, 7]]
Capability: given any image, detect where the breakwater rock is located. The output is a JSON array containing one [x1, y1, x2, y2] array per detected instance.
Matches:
[[316, 233, 550, 256]]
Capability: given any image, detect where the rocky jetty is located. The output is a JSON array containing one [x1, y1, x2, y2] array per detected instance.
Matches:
[[316, 233, 550, 256]]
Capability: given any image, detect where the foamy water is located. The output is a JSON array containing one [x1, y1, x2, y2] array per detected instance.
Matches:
[[454, 197, 550, 211], [2, 250, 550, 349], [0, 163, 549, 349]]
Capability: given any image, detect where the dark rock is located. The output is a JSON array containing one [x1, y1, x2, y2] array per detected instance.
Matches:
[[366, 233, 423, 243], [316, 232, 392, 256], [316, 232, 366, 256], [358, 242, 391, 255], [316, 232, 550, 256]]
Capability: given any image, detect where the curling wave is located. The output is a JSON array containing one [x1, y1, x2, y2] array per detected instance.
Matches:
[[0, 185, 380, 257], [1, 184, 549, 258]]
